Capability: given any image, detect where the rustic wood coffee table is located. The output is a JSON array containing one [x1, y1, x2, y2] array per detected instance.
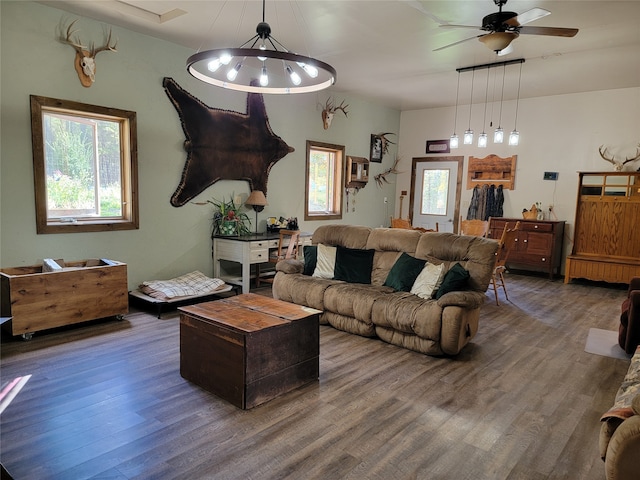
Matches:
[[179, 293, 320, 409]]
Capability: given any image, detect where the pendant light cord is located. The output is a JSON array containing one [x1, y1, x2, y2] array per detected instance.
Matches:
[[498, 63, 505, 128], [453, 71, 460, 132], [468, 68, 475, 129], [514, 61, 522, 130], [482, 69, 490, 131]]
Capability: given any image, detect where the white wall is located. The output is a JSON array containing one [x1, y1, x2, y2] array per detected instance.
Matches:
[[398, 87, 640, 267], [0, 1, 400, 288]]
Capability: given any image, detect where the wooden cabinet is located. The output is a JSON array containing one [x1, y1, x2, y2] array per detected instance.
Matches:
[[565, 172, 640, 284], [488, 218, 565, 279]]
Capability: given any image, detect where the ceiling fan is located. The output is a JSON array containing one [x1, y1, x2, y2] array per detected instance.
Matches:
[[434, 0, 578, 56]]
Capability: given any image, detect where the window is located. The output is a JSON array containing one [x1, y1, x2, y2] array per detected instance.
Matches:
[[420, 169, 449, 216], [305, 141, 344, 221], [31, 96, 138, 234]]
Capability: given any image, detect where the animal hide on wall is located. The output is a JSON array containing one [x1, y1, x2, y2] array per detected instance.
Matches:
[[162, 77, 294, 207]]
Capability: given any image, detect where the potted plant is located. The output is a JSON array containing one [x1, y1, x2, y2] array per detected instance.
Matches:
[[203, 196, 252, 236]]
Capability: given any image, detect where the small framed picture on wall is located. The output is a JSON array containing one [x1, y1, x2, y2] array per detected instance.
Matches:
[[370, 134, 383, 163]]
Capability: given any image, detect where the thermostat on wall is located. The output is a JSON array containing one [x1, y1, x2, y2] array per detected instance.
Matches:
[[543, 171, 559, 181]]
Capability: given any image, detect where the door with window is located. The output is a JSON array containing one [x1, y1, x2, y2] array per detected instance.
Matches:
[[410, 157, 463, 233]]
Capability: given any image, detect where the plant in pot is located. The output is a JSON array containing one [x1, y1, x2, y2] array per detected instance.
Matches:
[[203, 196, 252, 236]]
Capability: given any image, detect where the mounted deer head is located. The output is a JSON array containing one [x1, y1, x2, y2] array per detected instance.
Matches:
[[320, 98, 349, 129], [61, 20, 117, 87], [599, 144, 640, 172]]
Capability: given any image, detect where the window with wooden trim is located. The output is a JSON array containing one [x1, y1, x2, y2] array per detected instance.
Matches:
[[305, 141, 344, 221], [30, 95, 138, 234]]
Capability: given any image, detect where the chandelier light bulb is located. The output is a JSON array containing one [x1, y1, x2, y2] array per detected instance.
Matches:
[[494, 127, 504, 144], [286, 65, 302, 86], [259, 66, 269, 87], [207, 59, 222, 72], [227, 62, 242, 81], [298, 62, 319, 78], [509, 130, 520, 146], [450, 134, 459, 149], [478, 132, 488, 148], [463, 129, 474, 145], [219, 52, 232, 65]]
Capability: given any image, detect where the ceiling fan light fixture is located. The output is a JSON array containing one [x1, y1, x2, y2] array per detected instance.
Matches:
[[479, 31, 518, 52]]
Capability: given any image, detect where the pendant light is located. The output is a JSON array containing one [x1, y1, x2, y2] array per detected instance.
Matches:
[[463, 69, 475, 145], [450, 72, 461, 149], [509, 61, 523, 146], [478, 68, 490, 148], [187, 0, 336, 94], [494, 63, 506, 144]]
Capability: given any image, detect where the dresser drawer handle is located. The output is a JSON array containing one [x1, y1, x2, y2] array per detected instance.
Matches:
[[523, 239, 528, 243], [541, 257, 546, 262], [534, 225, 539, 229]]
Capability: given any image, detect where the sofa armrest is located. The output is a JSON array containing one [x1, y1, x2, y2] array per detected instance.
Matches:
[[275, 259, 304, 274], [629, 277, 640, 295], [437, 290, 486, 309], [604, 414, 640, 480]]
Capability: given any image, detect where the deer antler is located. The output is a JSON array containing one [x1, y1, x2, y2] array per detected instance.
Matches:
[[599, 144, 640, 168], [62, 20, 87, 54], [91, 28, 118, 56], [322, 98, 349, 116], [376, 132, 397, 156], [334, 100, 349, 117]]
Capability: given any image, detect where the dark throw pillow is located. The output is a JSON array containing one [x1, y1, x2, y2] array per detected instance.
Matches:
[[334, 246, 375, 284], [435, 262, 471, 299], [303, 245, 318, 276], [383, 253, 427, 292]]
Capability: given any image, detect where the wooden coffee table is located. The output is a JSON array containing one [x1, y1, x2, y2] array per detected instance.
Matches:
[[179, 293, 320, 409]]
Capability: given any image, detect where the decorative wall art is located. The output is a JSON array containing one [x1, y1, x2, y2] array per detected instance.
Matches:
[[370, 132, 396, 163], [162, 77, 294, 207]]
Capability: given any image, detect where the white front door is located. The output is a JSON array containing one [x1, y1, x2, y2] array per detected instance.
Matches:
[[411, 158, 461, 233]]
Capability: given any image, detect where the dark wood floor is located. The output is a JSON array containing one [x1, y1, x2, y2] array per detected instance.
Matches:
[[0, 274, 630, 480]]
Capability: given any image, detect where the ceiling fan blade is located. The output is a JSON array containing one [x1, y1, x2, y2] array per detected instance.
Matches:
[[439, 24, 483, 30], [433, 34, 484, 52], [497, 44, 514, 56], [519, 26, 579, 37], [505, 8, 550, 27]]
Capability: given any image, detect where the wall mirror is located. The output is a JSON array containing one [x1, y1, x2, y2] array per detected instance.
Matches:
[[30, 95, 138, 234]]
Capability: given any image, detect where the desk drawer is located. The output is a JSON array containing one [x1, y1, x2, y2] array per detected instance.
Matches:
[[250, 249, 269, 262]]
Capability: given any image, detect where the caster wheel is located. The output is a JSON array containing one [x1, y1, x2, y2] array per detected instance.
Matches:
[[115, 314, 125, 321], [21, 332, 33, 341]]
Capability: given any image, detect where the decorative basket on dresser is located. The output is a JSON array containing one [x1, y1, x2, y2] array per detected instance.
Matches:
[[488, 217, 565, 279], [565, 171, 640, 284]]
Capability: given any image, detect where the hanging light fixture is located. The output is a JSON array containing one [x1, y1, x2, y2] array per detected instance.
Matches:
[[478, 68, 490, 148], [494, 63, 506, 144], [463, 69, 475, 145], [509, 61, 523, 146], [450, 71, 461, 149], [187, 0, 336, 94]]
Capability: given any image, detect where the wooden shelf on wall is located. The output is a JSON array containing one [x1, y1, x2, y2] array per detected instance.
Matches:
[[466, 154, 517, 190]]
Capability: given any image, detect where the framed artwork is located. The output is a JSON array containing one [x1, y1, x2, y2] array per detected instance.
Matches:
[[370, 134, 383, 163], [426, 139, 450, 154]]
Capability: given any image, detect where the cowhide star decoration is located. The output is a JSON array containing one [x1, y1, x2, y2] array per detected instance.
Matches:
[[162, 77, 294, 207]]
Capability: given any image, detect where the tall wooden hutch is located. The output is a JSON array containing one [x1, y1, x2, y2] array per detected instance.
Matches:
[[565, 171, 640, 284]]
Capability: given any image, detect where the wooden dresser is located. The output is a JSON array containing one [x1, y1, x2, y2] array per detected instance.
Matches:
[[565, 171, 640, 284], [488, 217, 565, 279]]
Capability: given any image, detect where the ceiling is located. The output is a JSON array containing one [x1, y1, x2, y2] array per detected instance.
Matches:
[[40, 0, 640, 111]]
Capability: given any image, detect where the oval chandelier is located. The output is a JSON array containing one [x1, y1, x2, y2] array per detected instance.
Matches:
[[187, 0, 336, 94]]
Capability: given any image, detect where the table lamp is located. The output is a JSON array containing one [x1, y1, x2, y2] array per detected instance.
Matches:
[[245, 190, 268, 233]]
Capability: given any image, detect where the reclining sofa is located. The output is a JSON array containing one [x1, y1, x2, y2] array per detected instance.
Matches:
[[272, 225, 498, 356]]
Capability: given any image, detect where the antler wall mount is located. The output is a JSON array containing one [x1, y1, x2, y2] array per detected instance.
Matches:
[[320, 98, 349, 130], [60, 20, 118, 87], [598, 144, 640, 172]]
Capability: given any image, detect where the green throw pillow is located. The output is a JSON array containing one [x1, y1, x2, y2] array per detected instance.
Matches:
[[383, 253, 426, 292], [303, 245, 317, 276], [334, 246, 375, 284], [435, 262, 470, 299]]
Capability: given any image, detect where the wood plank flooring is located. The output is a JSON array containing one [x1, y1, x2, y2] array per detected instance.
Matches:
[[0, 274, 631, 479]]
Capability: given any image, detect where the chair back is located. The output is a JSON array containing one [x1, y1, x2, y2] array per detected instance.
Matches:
[[391, 217, 438, 232], [274, 229, 300, 262], [460, 216, 489, 237], [495, 221, 521, 269]]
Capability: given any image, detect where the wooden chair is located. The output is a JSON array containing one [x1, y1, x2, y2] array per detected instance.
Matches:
[[459, 216, 489, 237], [491, 221, 520, 306], [256, 229, 300, 287], [390, 217, 439, 232]]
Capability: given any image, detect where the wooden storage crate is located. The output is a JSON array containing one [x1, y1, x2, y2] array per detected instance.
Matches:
[[0, 259, 128, 339]]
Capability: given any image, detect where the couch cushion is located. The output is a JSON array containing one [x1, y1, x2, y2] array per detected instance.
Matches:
[[323, 283, 394, 325], [313, 244, 337, 279], [383, 253, 426, 291], [272, 272, 340, 311], [371, 291, 442, 339], [303, 245, 317, 276], [435, 262, 470, 299], [410, 262, 445, 299], [312, 224, 372, 249], [334, 246, 375, 284]]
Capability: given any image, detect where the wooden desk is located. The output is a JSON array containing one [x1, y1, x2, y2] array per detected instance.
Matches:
[[179, 294, 320, 409], [213, 232, 311, 294]]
